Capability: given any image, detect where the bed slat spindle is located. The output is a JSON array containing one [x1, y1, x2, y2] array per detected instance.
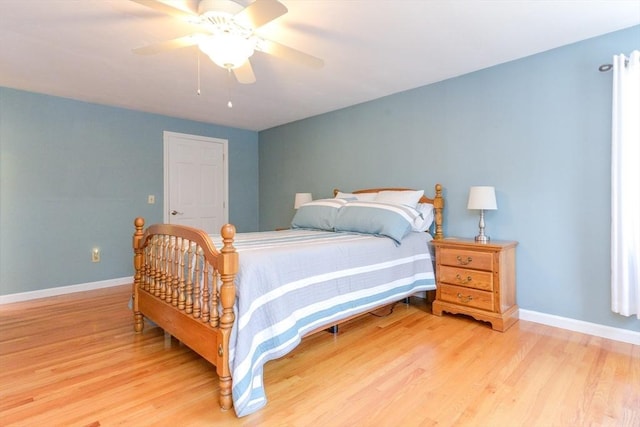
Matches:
[[185, 243, 194, 313], [143, 242, 152, 291], [168, 236, 176, 304], [211, 272, 220, 328], [177, 239, 187, 310], [193, 247, 202, 318], [202, 262, 210, 322], [152, 236, 161, 296], [161, 236, 171, 300]]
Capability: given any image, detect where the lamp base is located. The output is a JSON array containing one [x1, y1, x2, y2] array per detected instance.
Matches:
[[475, 234, 490, 243], [475, 209, 490, 243]]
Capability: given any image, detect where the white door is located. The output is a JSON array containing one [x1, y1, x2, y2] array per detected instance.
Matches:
[[164, 131, 228, 234]]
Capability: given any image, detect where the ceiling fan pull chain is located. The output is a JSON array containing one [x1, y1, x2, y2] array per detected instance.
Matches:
[[197, 51, 201, 96], [227, 69, 233, 108]]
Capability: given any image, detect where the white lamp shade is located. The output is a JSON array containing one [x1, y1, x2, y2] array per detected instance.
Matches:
[[294, 193, 312, 209], [467, 186, 497, 210]]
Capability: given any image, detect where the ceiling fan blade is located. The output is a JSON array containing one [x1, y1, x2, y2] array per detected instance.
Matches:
[[132, 33, 206, 55], [233, 60, 257, 84], [260, 40, 324, 69], [234, 0, 287, 30], [130, 0, 197, 20]]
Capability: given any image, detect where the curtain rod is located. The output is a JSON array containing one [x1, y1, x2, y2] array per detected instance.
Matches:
[[599, 56, 631, 72]]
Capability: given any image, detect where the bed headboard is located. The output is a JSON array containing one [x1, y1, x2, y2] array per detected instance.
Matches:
[[332, 184, 444, 240]]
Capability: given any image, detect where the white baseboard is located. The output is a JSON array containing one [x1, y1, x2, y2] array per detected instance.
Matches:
[[0, 277, 132, 305], [519, 309, 640, 345], [2, 281, 638, 345]]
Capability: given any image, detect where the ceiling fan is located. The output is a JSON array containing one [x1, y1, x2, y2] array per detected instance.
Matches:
[[131, 0, 324, 84]]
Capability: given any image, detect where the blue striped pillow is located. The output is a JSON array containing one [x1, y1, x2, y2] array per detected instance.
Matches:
[[334, 201, 421, 243], [291, 198, 348, 231]]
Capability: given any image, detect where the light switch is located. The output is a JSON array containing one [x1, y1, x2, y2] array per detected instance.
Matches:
[[148, 195, 155, 204], [92, 248, 100, 263]]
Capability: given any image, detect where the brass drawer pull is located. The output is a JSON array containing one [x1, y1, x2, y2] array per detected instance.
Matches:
[[455, 274, 473, 284], [457, 293, 473, 303], [456, 255, 473, 265]]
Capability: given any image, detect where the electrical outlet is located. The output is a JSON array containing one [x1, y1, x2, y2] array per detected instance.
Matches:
[[148, 195, 155, 204], [92, 248, 100, 263]]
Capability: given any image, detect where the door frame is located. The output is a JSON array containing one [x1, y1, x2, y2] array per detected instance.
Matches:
[[163, 131, 229, 226]]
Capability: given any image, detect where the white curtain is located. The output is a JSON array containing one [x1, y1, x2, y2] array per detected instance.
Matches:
[[611, 50, 640, 318]]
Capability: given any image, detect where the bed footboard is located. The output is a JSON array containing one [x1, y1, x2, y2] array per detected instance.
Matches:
[[132, 218, 238, 410]]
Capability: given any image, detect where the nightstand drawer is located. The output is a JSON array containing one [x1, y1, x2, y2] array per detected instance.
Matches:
[[439, 248, 493, 271], [438, 284, 494, 311], [439, 265, 493, 291]]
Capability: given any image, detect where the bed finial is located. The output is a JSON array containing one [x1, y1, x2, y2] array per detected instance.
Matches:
[[220, 223, 236, 249], [134, 217, 145, 229]]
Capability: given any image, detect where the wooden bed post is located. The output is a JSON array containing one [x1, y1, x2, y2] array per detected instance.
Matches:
[[217, 223, 238, 410], [132, 217, 145, 333], [433, 184, 444, 240]]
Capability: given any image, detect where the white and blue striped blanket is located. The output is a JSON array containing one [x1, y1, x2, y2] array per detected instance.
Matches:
[[211, 229, 435, 417]]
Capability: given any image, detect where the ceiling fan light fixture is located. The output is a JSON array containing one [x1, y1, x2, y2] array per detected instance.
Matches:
[[199, 33, 255, 69], [131, 0, 323, 84]]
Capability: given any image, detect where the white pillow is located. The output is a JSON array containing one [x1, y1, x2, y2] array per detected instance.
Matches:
[[413, 203, 434, 232], [335, 191, 377, 201], [375, 190, 424, 208]]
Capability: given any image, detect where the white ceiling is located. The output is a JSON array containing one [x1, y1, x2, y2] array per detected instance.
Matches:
[[1, 1, 638, 131]]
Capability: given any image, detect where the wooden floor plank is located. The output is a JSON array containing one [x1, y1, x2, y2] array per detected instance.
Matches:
[[1, 285, 638, 426]]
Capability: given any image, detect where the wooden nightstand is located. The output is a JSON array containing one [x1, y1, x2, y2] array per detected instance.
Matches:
[[431, 238, 518, 331]]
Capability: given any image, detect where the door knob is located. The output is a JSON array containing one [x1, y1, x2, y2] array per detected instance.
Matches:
[[171, 210, 184, 216]]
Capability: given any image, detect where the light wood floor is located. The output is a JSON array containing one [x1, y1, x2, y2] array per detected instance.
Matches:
[[1, 285, 638, 427]]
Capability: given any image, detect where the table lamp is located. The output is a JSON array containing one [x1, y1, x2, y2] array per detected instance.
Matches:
[[467, 186, 497, 243], [294, 193, 312, 209]]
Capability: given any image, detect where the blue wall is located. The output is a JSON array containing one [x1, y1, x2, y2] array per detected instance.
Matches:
[[0, 88, 259, 295], [258, 26, 640, 332]]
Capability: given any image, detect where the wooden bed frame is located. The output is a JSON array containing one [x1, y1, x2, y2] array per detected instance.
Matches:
[[132, 184, 444, 412]]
